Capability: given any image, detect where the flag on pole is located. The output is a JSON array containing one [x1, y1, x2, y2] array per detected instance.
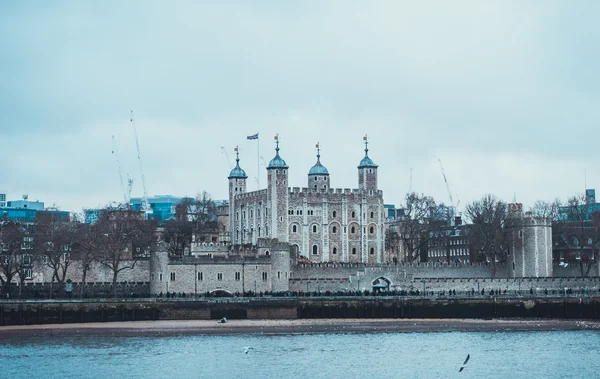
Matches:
[[247, 133, 259, 140], [363, 134, 368, 141]]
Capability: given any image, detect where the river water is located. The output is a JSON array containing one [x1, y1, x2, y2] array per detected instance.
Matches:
[[1, 330, 599, 378]]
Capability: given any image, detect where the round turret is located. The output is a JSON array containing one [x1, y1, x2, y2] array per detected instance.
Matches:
[[228, 149, 247, 179], [268, 137, 288, 169], [358, 138, 378, 168], [308, 144, 329, 176]]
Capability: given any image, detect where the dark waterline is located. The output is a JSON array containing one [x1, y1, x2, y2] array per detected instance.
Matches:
[[2, 331, 599, 379]]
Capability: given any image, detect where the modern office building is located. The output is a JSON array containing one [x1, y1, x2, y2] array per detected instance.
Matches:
[[130, 195, 184, 223]]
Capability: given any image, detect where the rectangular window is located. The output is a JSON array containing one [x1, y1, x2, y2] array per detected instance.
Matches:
[[23, 255, 32, 266], [24, 268, 32, 279], [170, 272, 176, 281], [235, 272, 241, 281], [217, 273, 223, 281], [198, 272, 203, 281], [159, 273, 163, 281], [262, 272, 268, 281], [151, 273, 155, 281], [277, 271, 281, 279]]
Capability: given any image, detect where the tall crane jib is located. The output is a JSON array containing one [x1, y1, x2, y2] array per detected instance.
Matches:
[[130, 111, 152, 217], [438, 158, 460, 221], [111, 135, 128, 204], [221, 146, 233, 169]]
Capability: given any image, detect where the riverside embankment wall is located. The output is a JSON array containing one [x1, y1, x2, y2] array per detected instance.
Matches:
[[290, 263, 600, 292], [2, 297, 600, 326]]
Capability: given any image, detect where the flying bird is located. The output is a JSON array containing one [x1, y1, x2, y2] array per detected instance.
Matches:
[[459, 354, 470, 372], [243, 347, 253, 354]]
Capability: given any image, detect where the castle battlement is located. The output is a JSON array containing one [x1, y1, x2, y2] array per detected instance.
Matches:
[[171, 254, 272, 265], [296, 261, 507, 269], [234, 189, 268, 201]]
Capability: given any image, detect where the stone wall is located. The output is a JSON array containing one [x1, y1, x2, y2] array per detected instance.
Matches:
[[3, 281, 150, 299], [149, 245, 291, 295], [28, 259, 150, 284]]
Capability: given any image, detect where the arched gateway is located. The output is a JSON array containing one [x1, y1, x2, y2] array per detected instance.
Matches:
[[372, 277, 391, 292]]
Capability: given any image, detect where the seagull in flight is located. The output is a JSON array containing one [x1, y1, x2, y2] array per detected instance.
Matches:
[[243, 347, 253, 354], [459, 354, 470, 372]]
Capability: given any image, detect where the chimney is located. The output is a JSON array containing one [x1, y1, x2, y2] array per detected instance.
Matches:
[[454, 214, 462, 226]]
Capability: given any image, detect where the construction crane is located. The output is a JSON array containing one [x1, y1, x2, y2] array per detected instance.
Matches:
[[130, 111, 152, 216], [111, 135, 128, 204], [438, 158, 460, 210], [221, 146, 233, 169], [126, 174, 134, 204]]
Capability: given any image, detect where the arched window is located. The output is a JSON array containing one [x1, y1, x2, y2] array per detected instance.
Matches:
[[332, 211, 337, 218], [292, 225, 297, 233], [351, 226, 356, 234], [312, 225, 317, 233], [370, 226, 375, 234], [265, 250, 270, 256], [312, 245, 318, 255], [258, 227, 261, 236], [332, 226, 337, 234], [370, 248, 375, 255], [370, 211, 374, 218], [352, 248, 357, 255], [332, 247, 337, 255], [351, 211, 356, 218]]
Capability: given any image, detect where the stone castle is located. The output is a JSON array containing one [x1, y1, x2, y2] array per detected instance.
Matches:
[[228, 136, 385, 264], [12, 136, 594, 298]]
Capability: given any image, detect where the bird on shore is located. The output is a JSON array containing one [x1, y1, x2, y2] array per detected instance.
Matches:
[[243, 347, 253, 354], [459, 354, 470, 372]]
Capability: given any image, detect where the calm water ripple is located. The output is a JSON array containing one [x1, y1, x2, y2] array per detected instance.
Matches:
[[1, 331, 599, 378]]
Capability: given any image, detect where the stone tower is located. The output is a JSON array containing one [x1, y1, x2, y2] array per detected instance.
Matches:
[[228, 148, 247, 245], [506, 203, 553, 278], [358, 135, 378, 194], [266, 135, 289, 242], [308, 143, 330, 192], [357, 135, 379, 263]]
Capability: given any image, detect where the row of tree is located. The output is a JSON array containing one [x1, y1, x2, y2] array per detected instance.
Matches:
[[0, 205, 156, 298], [0, 193, 220, 298], [386, 192, 600, 276]]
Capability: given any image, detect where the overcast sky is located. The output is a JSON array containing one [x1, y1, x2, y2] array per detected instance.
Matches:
[[2, 1, 599, 213]]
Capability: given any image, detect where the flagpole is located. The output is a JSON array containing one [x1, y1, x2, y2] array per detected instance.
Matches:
[[257, 134, 260, 190]]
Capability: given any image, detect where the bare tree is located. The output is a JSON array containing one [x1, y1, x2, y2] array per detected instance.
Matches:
[[77, 223, 99, 298], [33, 213, 79, 298], [464, 194, 508, 274], [96, 205, 157, 297], [0, 220, 28, 297], [161, 218, 194, 258], [175, 192, 219, 244], [559, 193, 598, 277], [529, 199, 562, 220], [391, 192, 441, 263]]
